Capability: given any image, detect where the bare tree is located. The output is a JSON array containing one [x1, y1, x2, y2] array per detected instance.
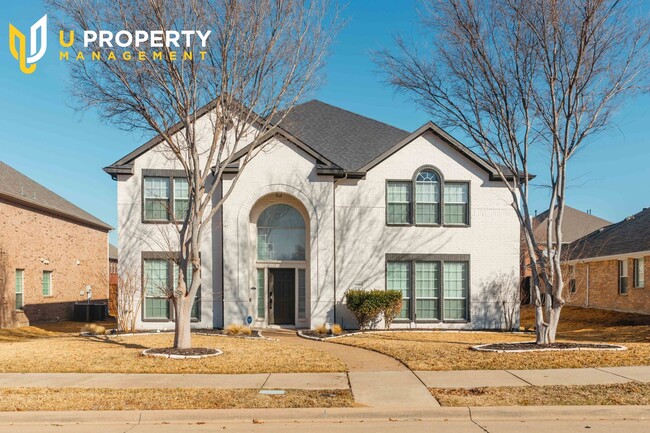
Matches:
[[376, 0, 649, 343], [48, 0, 340, 348]]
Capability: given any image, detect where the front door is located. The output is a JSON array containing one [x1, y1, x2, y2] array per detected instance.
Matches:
[[269, 269, 295, 325]]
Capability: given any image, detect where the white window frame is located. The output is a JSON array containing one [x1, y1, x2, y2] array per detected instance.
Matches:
[[15, 269, 24, 310], [633, 257, 645, 289], [619, 259, 629, 295], [42, 271, 53, 297]]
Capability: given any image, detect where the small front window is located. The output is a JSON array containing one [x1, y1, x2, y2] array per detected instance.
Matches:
[[257, 204, 306, 261], [619, 259, 629, 295], [15, 269, 24, 310], [415, 170, 440, 224], [42, 271, 52, 297], [634, 258, 645, 288]]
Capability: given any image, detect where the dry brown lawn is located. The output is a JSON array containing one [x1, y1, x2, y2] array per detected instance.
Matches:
[[334, 306, 650, 371], [0, 333, 346, 374], [432, 383, 650, 407], [0, 388, 354, 411]]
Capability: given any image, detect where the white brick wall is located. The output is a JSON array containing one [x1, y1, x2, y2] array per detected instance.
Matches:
[[117, 126, 520, 331]]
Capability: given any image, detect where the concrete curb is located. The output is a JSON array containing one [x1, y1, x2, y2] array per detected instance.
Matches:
[[0, 405, 648, 425]]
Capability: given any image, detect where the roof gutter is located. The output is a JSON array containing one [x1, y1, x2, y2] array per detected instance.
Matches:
[[564, 250, 650, 265], [103, 164, 134, 180]]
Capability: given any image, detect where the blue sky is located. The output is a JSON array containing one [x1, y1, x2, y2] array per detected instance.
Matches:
[[1, 0, 648, 245]]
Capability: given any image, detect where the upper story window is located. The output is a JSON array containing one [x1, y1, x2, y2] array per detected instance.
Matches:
[[144, 177, 170, 221], [257, 204, 306, 261], [143, 173, 190, 222], [387, 167, 469, 226], [415, 170, 441, 224]]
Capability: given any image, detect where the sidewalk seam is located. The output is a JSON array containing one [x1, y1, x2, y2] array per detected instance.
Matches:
[[468, 407, 490, 433], [259, 373, 272, 389], [593, 367, 640, 383], [505, 370, 534, 386]]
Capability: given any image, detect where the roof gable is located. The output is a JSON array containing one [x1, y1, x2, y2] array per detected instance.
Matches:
[[533, 206, 612, 245], [0, 161, 112, 231]]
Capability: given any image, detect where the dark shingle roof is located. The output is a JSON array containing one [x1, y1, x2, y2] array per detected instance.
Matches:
[[0, 161, 112, 231], [568, 207, 650, 260], [533, 206, 611, 245], [275, 100, 411, 171]]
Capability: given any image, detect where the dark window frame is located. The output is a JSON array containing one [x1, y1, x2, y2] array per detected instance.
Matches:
[[141, 251, 201, 323], [386, 254, 471, 324], [141, 169, 190, 224], [385, 165, 471, 227]]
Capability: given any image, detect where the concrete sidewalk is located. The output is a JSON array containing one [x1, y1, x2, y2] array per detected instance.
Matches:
[[0, 372, 348, 390], [415, 366, 650, 388]]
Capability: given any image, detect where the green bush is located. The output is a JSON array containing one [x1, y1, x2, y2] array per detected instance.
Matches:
[[345, 289, 403, 330]]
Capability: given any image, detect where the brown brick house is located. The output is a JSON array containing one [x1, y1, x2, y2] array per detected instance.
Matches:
[[520, 206, 611, 303], [0, 161, 112, 328], [564, 207, 650, 314]]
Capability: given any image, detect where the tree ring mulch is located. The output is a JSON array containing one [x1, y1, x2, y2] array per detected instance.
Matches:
[[471, 341, 626, 353], [141, 347, 223, 359], [298, 330, 349, 341]]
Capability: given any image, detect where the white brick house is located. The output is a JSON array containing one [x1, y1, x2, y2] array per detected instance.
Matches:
[[105, 100, 521, 331]]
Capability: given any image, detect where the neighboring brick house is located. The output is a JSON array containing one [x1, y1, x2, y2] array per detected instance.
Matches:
[[564, 207, 650, 314], [520, 206, 611, 303], [106, 100, 525, 331], [0, 161, 112, 328]]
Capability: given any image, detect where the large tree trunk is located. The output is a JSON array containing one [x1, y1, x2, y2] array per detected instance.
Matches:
[[173, 297, 194, 349]]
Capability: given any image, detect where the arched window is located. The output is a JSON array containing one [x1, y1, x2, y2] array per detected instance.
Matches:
[[257, 204, 306, 261], [415, 169, 441, 224]]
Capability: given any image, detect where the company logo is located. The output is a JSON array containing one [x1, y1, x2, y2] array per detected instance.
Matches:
[[8, 15, 48, 75]]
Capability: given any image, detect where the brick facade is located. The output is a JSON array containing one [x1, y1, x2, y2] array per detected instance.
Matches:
[[0, 199, 109, 327], [564, 255, 650, 314]]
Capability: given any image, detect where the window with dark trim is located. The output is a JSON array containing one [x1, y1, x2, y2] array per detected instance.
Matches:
[[386, 167, 469, 226], [143, 256, 201, 321], [634, 258, 645, 289], [143, 172, 190, 223], [387, 259, 469, 321], [619, 259, 629, 295]]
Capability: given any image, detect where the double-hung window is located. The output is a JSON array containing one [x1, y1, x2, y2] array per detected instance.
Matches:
[[387, 182, 411, 224], [387, 262, 411, 319], [144, 177, 170, 221], [619, 259, 629, 295], [388, 258, 469, 321], [444, 183, 469, 225], [173, 178, 189, 220], [634, 258, 645, 289], [15, 270, 24, 310], [143, 172, 191, 222], [144, 259, 170, 319]]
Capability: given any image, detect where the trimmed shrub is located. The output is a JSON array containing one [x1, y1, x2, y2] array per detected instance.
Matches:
[[345, 289, 403, 330]]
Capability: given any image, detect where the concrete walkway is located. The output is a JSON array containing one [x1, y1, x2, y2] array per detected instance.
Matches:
[[415, 366, 650, 388], [264, 330, 439, 408], [0, 372, 348, 390]]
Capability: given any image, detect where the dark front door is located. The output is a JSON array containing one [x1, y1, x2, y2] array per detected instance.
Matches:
[[269, 269, 295, 325]]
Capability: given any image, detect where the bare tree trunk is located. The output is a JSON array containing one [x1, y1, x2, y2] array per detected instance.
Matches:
[[173, 297, 193, 349]]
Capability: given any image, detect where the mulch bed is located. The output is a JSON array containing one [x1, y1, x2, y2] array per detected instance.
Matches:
[[145, 347, 220, 356], [472, 341, 626, 352], [300, 330, 349, 340]]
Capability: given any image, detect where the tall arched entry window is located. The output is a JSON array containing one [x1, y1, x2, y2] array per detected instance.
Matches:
[[257, 204, 306, 261], [254, 201, 309, 327]]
